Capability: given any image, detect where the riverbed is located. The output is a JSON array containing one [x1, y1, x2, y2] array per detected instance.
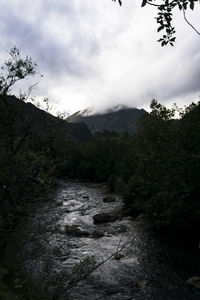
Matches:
[[9, 180, 200, 299]]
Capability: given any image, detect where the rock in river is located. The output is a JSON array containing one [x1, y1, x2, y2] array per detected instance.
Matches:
[[65, 225, 89, 237], [93, 213, 117, 224], [103, 196, 116, 202], [92, 230, 105, 238], [114, 253, 124, 260]]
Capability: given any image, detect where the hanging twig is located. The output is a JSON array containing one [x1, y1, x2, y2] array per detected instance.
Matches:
[[183, 8, 200, 35]]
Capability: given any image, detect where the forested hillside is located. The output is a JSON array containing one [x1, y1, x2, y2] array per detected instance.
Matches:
[[0, 94, 91, 238]]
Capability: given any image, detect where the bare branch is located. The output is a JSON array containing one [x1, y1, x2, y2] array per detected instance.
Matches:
[[66, 234, 129, 294], [183, 8, 200, 35]]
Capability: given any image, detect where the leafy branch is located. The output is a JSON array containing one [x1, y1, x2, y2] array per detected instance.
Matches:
[[113, 0, 200, 46]]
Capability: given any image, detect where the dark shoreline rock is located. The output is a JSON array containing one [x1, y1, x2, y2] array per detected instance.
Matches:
[[65, 225, 89, 237], [82, 195, 89, 199], [93, 213, 117, 224], [92, 230, 105, 238]]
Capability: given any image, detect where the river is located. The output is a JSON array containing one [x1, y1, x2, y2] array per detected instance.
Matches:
[[9, 180, 200, 299]]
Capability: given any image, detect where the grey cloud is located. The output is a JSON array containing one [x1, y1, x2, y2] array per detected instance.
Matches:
[[154, 44, 200, 101], [42, 0, 76, 17], [0, 6, 100, 79]]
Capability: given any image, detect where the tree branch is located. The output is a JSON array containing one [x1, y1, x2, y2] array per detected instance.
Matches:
[[66, 237, 127, 294], [183, 8, 200, 35]]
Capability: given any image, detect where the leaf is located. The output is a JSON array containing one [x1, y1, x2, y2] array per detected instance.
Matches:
[[190, 1, 194, 9], [183, 2, 188, 9], [178, 3, 182, 10], [141, 0, 147, 7], [157, 25, 164, 32], [161, 40, 168, 46]]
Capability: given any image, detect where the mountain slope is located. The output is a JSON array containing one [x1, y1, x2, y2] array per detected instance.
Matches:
[[4, 96, 93, 143], [68, 106, 146, 134]]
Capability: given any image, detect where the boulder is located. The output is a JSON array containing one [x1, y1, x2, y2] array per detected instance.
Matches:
[[65, 225, 89, 237], [93, 213, 117, 224], [114, 253, 124, 260], [92, 230, 105, 238], [103, 196, 116, 203]]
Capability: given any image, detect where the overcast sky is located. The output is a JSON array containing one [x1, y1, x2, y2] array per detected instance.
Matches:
[[0, 0, 200, 114]]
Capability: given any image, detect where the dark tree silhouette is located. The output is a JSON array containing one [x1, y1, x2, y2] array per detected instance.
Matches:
[[0, 46, 38, 99]]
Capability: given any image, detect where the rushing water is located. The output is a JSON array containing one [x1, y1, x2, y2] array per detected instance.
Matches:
[[16, 180, 200, 299]]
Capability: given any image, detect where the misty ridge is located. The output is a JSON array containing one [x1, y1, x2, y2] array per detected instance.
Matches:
[[68, 105, 146, 134]]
